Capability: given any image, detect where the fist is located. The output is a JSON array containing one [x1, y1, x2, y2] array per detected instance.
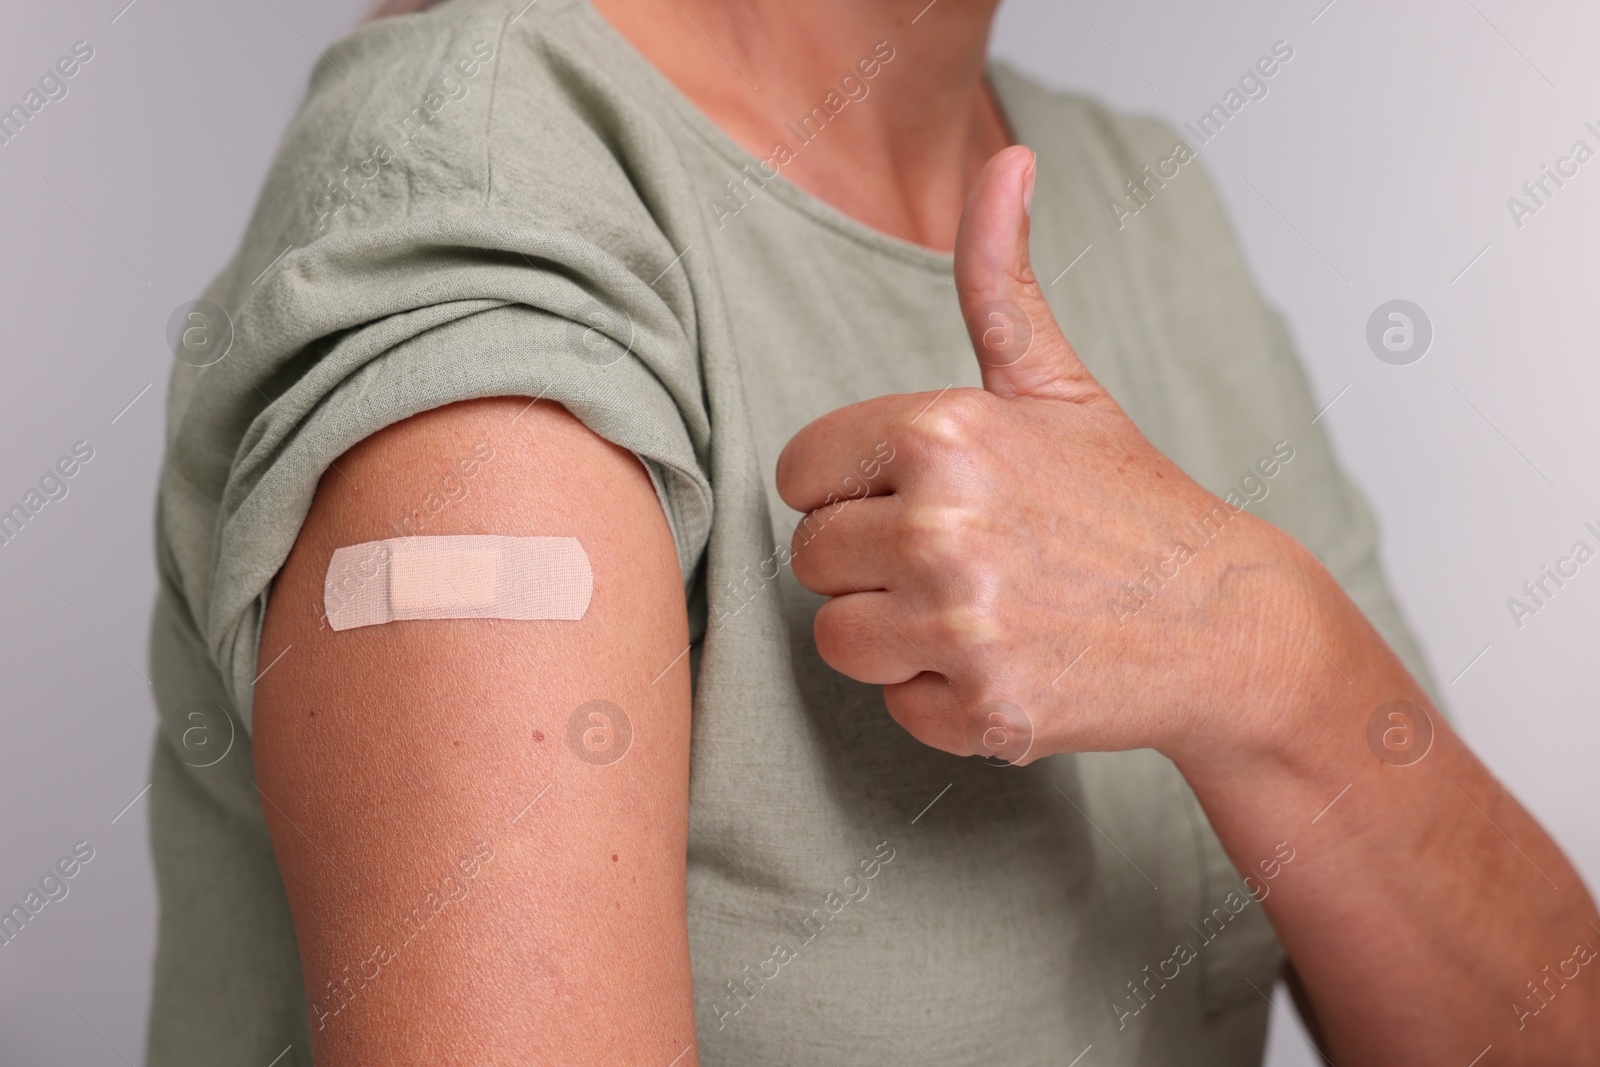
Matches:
[[775, 147, 1306, 766]]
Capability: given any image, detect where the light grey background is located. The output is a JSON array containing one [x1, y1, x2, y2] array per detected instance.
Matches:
[[0, 1, 1593, 1064]]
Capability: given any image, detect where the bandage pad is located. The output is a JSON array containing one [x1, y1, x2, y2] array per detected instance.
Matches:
[[323, 535, 592, 631]]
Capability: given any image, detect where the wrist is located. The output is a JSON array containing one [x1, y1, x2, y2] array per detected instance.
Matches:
[[1160, 518, 1363, 779]]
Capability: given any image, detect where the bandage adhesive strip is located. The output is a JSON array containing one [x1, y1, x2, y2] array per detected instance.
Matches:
[[322, 535, 592, 631]]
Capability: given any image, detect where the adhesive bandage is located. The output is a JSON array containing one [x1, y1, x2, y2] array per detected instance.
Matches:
[[322, 535, 592, 631]]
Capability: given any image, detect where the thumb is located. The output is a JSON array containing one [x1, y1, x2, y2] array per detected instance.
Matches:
[[954, 145, 1097, 401]]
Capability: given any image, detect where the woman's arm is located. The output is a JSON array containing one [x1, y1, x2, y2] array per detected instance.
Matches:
[[254, 397, 698, 1065], [1177, 546, 1600, 1063], [778, 146, 1600, 1064]]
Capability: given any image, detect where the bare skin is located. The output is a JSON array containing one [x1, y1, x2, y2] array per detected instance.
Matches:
[[255, 400, 698, 1064], [251, 1, 1600, 1064], [590, 0, 1011, 251]]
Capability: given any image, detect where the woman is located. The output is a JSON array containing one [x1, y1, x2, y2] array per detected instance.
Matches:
[[146, 0, 1599, 1063]]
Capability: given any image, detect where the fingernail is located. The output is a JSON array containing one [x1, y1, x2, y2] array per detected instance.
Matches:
[[1023, 152, 1037, 218]]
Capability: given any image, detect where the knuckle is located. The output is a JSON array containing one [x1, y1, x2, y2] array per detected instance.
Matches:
[[964, 698, 1036, 764], [1007, 259, 1042, 295], [903, 388, 994, 454], [898, 504, 986, 568], [928, 569, 1008, 649], [932, 599, 1005, 648]]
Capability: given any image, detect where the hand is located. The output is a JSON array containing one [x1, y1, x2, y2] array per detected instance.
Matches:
[[775, 146, 1314, 766]]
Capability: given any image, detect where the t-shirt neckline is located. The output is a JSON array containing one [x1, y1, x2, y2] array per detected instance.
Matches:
[[565, 0, 1033, 275]]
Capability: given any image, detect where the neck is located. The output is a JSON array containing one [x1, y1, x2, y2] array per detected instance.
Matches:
[[588, 0, 1011, 251]]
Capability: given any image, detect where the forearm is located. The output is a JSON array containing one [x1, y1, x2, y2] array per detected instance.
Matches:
[[1174, 541, 1600, 1064]]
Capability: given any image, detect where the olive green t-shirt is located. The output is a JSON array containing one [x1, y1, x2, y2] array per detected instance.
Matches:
[[146, 1, 1437, 1063]]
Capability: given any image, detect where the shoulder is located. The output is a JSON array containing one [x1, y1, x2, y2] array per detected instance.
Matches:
[[264, 0, 673, 242], [159, 1, 715, 719]]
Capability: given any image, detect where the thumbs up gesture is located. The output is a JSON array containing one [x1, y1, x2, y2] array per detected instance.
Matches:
[[776, 146, 1313, 767]]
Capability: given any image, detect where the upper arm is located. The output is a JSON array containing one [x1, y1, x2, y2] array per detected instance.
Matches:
[[253, 396, 697, 1064]]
